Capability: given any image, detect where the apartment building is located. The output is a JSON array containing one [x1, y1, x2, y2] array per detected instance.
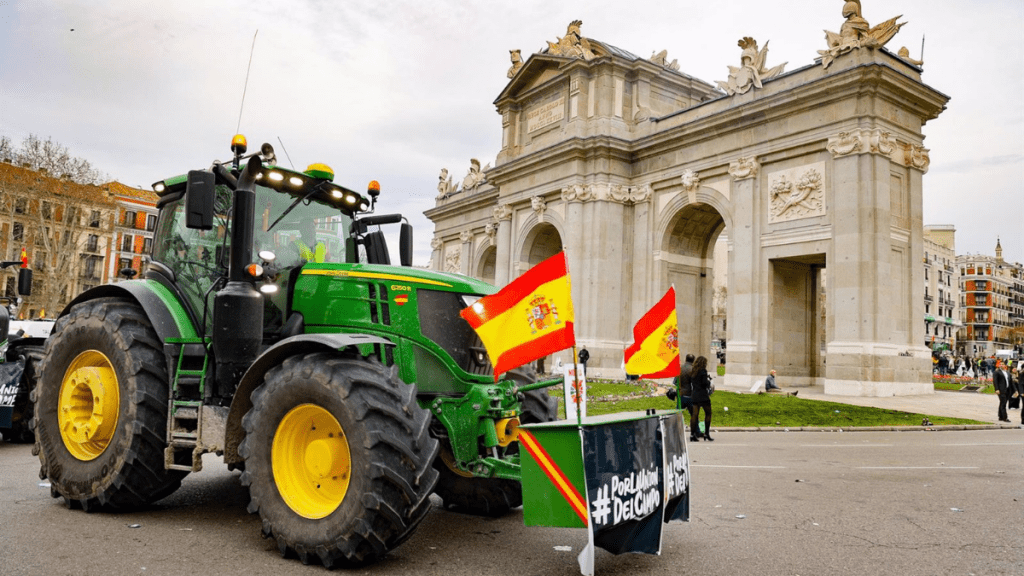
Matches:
[[957, 239, 1023, 356], [922, 225, 959, 352]]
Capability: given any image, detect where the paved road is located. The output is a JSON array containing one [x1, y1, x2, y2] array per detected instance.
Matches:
[[2, 429, 1021, 576]]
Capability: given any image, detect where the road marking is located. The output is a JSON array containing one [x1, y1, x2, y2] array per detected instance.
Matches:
[[856, 466, 978, 470], [800, 444, 894, 447], [940, 443, 1024, 446], [692, 465, 786, 469]]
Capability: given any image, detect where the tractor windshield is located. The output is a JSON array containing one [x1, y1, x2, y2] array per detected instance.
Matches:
[[253, 184, 351, 269]]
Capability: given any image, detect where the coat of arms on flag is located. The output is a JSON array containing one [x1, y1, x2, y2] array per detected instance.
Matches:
[[624, 286, 680, 379], [460, 251, 576, 380]]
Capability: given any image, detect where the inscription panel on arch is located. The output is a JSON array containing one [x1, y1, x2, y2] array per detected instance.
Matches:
[[527, 97, 565, 133]]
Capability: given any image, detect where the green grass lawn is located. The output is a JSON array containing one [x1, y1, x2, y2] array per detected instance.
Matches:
[[548, 383, 983, 427]]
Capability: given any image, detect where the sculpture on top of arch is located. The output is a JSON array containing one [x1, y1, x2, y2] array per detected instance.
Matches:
[[818, 0, 906, 69]]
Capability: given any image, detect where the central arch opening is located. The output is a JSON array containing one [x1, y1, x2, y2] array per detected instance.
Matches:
[[662, 203, 726, 366]]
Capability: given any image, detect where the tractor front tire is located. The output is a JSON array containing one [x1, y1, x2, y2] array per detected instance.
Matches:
[[239, 353, 438, 568], [33, 297, 186, 509]]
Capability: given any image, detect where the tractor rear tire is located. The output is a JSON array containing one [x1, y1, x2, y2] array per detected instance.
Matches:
[[430, 369, 558, 516], [32, 297, 186, 509], [239, 353, 438, 568]]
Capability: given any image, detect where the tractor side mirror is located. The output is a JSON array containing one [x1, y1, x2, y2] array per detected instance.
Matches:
[[17, 267, 32, 296], [399, 222, 413, 267], [185, 170, 216, 230]]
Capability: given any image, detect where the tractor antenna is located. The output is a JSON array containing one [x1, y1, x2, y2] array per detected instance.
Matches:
[[277, 136, 295, 169], [235, 30, 259, 135]]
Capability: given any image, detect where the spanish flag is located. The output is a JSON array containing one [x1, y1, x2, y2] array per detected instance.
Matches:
[[623, 286, 680, 379], [460, 251, 575, 380]]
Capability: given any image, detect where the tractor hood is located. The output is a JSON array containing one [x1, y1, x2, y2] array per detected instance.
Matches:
[[298, 263, 497, 296]]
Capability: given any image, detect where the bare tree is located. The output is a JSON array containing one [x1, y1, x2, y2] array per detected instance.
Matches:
[[0, 136, 14, 162], [0, 161, 115, 316], [11, 134, 109, 185]]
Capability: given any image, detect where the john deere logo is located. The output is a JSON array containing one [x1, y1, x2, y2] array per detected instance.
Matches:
[[526, 294, 561, 334], [394, 294, 409, 306]]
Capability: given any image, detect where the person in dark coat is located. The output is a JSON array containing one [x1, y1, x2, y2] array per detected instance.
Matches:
[[688, 355, 714, 442], [668, 354, 695, 415], [1017, 368, 1024, 425], [993, 361, 1012, 423], [578, 346, 590, 377]]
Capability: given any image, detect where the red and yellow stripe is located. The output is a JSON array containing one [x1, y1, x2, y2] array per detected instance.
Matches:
[[624, 286, 680, 379], [460, 252, 575, 380], [518, 429, 588, 525]]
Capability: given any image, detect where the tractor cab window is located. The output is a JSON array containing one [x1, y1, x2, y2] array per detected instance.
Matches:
[[151, 186, 233, 330], [253, 184, 351, 270]]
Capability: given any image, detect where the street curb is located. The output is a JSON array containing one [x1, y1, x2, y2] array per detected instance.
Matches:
[[712, 424, 1023, 432]]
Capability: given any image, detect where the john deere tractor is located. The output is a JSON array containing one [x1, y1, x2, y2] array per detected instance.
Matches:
[[32, 136, 558, 567]]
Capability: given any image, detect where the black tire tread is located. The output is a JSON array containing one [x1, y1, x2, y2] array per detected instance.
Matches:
[[239, 353, 438, 568], [32, 297, 186, 509]]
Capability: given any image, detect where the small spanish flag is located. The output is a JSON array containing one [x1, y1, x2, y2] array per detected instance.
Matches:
[[20, 247, 28, 268], [460, 251, 575, 380], [623, 286, 680, 379]]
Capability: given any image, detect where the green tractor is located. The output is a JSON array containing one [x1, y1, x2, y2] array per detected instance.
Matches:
[[32, 136, 558, 567]]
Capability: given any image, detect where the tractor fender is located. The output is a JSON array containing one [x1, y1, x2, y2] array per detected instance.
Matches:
[[223, 333, 395, 467], [58, 280, 199, 343]]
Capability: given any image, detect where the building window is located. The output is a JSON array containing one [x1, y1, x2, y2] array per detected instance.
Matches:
[[142, 237, 152, 254], [42, 201, 52, 219], [119, 257, 132, 271], [87, 234, 99, 252], [89, 210, 101, 228], [124, 210, 137, 228], [66, 206, 77, 224], [12, 222, 23, 242], [14, 198, 27, 214], [146, 214, 157, 231], [121, 234, 133, 252]]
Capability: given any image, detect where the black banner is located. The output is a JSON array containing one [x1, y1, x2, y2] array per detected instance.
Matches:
[[0, 360, 25, 429], [581, 417, 664, 555], [661, 411, 690, 523]]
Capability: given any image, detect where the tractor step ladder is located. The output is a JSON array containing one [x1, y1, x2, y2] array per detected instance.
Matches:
[[164, 337, 210, 473]]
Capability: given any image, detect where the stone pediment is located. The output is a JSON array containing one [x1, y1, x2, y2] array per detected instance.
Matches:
[[495, 55, 570, 103]]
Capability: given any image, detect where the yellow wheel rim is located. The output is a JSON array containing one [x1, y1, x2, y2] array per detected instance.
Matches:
[[272, 404, 351, 519], [440, 444, 474, 478], [58, 350, 120, 461]]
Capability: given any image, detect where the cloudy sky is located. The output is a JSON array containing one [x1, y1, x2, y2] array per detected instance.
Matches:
[[1, 0, 1021, 265]]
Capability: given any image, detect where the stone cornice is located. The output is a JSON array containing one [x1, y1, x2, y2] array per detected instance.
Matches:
[[423, 186, 499, 222], [633, 60, 948, 162], [487, 135, 634, 187]]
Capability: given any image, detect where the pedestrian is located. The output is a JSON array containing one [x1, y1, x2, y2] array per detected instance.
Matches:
[[993, 360, 1012, 423], [1017, 367, 1024, 426], [578, 346, 590, 378], [1010, 365, 1023, 411], [669, 353, 695, 415], [688, 355, 714, 442], [764, 369, 798, 396]]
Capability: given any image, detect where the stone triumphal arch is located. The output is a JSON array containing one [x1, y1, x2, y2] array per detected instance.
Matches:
[[426, 6, 947, 396]]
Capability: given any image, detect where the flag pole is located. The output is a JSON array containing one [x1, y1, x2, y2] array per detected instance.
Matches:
[[562, 246, 583, 427]]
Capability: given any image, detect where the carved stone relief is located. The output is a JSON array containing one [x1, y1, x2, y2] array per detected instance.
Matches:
[[729, 157, 760, 180], [507, 49, 524, 78], [768, 164, 826, 223], [484, 222, 496, 238], [826, 131, 863, 157], [545, 20, 597, 60], [715, 37, 786, 96], [436, 168, 457, 199], [560, 184, 592, 203], [461, 159, 490, 194], [493, 204, 513, 221], [459, 230, 472, 244], [818, 1, 906, 69], [827, 129, 897, 158], [905, 144, 930, 172], [681, 169, 701, 193], [430, 237, 443, 251], [444, 248, 461, 274], [649, 49, 680, 71]]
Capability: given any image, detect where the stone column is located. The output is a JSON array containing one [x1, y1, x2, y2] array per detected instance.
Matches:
[[459, 230, 473, 277], [724, 157, 763, 389], [561, 185, 589, 313], [493, 204, 513, 287], [430, 237, 443, 271], [825, 130, 931, 396]]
